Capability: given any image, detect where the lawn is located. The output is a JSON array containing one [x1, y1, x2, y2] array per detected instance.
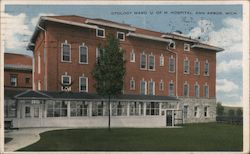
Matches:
[[19, 123, 243, 151]]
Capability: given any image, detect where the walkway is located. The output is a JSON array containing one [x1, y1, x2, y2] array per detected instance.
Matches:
[[4, 128, 66, 152]]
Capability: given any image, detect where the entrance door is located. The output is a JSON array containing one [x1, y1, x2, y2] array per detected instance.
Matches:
[[166, 110, 173, 126]]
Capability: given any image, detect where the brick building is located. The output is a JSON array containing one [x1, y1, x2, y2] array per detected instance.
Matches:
[[4, 15, 223, 128], [4, 53, 32, 90]]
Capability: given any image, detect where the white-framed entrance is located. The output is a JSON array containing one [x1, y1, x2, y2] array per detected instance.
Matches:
[[165, 109, 183, 127]]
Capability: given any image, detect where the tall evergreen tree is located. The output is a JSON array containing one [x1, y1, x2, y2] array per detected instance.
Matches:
[[92, 34, 126, 130]]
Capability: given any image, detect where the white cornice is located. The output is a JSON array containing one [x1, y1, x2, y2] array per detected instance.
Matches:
[[127, 32, 173, 43]]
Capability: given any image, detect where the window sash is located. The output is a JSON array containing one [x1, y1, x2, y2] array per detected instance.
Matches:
[[62, 44, 70, 61], [148, 55, 155, 70], [169, 58, 175, 72], [148, 81, 154, 95], [140, 81, 146, 95], [184, 60, 189, 73], [194, 61, 200, 74], [184, 84, 189, 96], [140, 54, 146, 69], [80, 77, 87, 92], [79, 46, 87, 63], [169, 83, 174, 96], [195, 85, 199, 97]]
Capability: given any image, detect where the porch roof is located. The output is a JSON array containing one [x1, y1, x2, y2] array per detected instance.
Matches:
[[4, 89, 178, 102]]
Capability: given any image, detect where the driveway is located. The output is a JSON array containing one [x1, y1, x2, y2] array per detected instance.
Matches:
[[4, 128, 66, 152]]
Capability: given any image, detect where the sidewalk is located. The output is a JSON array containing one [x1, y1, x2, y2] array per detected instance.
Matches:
[[4, 128, 66, 152]]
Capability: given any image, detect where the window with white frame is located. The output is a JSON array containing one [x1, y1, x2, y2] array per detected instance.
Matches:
[[38, 53, 41, 74], [130, 77, 135, 90], [204, 84, 209, 98], [159, 54, 164, 66], [113, 102, 127, 116], [204, 106, 208, 117], [61, 74, 71, 91], [204, 59, 209, 76], [183, 105, 188, 119], [130, 49, 135, 62], [140, 79, 147, 95], [129, 102, 140, 116], [159, 80, 164, 91], [10, 75, 17, 87], [140, 52, 147, 69], [194, 106, 198, 117], [194, 82, 199, 97], [146, 102, 159, 115], [61, 41, 71, 62], [148, 79, 155, 95], [96, 28, 105, 38], [47, 101, 67, 117], [184, 43, 190, 51], [169, 55, 175, 72], [194, 58, 200, 75], [183, 82, 189, 97], [184, 57, 189, 74], [79, 76, 88, 92], [79, 44, 88, 64], [92, 102, 104, 116], [169, 80, 174, 96], [70, 101, 88, 116], [148, 53, 155, 70], [117, 32, 125, 41]]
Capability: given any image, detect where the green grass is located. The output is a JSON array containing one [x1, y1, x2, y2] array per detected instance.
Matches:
[[18, 123, 243, 151]]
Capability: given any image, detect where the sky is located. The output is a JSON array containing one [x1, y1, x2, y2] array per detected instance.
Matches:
[[3, 4, 243, 106]]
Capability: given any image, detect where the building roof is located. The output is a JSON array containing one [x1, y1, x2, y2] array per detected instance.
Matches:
[[4, 89, 178, 102], [27, 15, 223, 52]]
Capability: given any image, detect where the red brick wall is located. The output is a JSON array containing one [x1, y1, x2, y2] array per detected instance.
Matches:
[[4, 53, 32, 89], [33, 20, 216, 98]]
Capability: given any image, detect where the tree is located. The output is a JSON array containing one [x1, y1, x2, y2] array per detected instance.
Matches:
[[236, 108, 243, 117], [228, 109, 235, 117], [216, 102, 224, 116], [92, 34, 126, 130]]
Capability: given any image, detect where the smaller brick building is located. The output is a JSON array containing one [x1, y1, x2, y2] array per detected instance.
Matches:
[[4, 53, 32, 90]]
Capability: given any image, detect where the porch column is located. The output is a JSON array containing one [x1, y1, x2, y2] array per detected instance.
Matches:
[[127, 102, 130, 116], [67, 101, 70, 117], [89, 101, 92, 117], [138, 102, 141, 115], [44, 100, 47, 118], [16, 100, 21, 119], [159, 102, 162, 116], [143, 102, 146, 116]]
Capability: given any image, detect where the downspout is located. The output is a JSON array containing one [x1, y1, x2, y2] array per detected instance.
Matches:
[[37, 25, 47, 91]]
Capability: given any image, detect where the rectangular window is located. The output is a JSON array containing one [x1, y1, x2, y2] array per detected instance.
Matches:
[[130, 78, 135, 90], [148, 80, 155, 95], [96, 28, 105, 38], [204, 85, 209, 98], [184, 43, 190, 51], [194, 106, 198, 117], [25, 106, 31, 117], [10, 75, 17, 87], [112, 102, 127, 116], [148, 55, 155, 70], [130, 49, 135, 62], [92, 102, 104, 116], [70, 101, 88, 117], [195, 84, 199, 97], [117, 32, 125, 41], [183, 105, 188, 119], [140, 53, 147, 69], [184, 59, 189, 74], [140, 80, 147, 95], [79, 77, 88, 92], [194, 60, 200, 75], [34, 106, 39, 118], [47, 101, 67, 117], [159, 80, 164, 91], [160, 54, 164, 66], [4, 100, 17, 118], [79, 45, 88, 64], [183, 84, 189, 97], [169, 82, 174, 96], [61, 43, 71, 62], [204, 106, 208, 117], [25, 77, 30, 84], [169, 56, 175, 72], [204, 60, 209, 76], [146, 102, 159, 115]]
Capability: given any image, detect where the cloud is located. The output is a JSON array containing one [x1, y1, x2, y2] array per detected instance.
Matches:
[[31, 13, 57, 27], [217, 59, 242, 73], [216, 79, 239, 93], [4, 13, 32, 50]]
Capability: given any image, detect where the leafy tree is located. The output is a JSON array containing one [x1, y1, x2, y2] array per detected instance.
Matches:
[[236, 108, 243, 117], [92, 34, 125, 130], [228, 109, 235, 117], [216, 102, 224, 116]]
